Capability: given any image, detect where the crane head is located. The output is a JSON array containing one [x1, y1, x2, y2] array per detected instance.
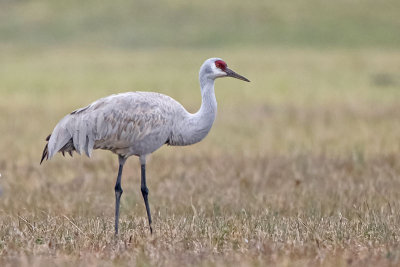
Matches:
[[201, 58, 250, 82]]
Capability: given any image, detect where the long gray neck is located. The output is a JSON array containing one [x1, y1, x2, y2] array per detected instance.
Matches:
[[170, 76, 217, 146]]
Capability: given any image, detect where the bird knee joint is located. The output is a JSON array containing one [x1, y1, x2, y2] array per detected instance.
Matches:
[[141, 186, 149, 195], [115, 185, 123, 194]]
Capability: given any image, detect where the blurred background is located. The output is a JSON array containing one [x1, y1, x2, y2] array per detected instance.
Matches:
[[1, 0, 400, 265], [2, 0, 400, 48], [1, 0, 399, 154]]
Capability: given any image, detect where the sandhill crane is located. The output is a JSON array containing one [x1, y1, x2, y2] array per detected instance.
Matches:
[[40, 58, 250, 235]]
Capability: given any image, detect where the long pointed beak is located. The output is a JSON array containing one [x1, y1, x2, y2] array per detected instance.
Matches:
[[225, 68, 250, 82]]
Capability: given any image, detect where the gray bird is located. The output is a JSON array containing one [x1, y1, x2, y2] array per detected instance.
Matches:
[[40, 58, 250, 235]]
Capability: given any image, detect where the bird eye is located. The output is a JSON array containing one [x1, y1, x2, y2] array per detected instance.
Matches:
[[215, 60, 227, 71]]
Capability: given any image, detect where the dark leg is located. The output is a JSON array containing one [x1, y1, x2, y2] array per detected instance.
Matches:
[[141, 164, 153, 234], [114, 156, 126, 235]]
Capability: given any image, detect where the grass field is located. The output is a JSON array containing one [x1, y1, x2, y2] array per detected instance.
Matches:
[[1, 0, 400, 266]]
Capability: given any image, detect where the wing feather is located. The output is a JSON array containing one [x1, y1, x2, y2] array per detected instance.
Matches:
[[44, 92, 183, 160]]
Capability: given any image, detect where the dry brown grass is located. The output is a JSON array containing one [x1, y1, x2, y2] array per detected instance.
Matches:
[[1, 47, 400, 266]]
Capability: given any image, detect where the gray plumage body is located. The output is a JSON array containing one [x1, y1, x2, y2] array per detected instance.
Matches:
[[40, 58, 249, 235], [45, 90, 216, 160]]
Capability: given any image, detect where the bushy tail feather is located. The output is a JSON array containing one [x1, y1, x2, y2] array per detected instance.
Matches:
[[41, 112, 97, 164], [40, 134, 75, 164]]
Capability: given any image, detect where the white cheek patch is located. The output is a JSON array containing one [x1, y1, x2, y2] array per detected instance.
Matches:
[[211, 65, 227, 77]]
